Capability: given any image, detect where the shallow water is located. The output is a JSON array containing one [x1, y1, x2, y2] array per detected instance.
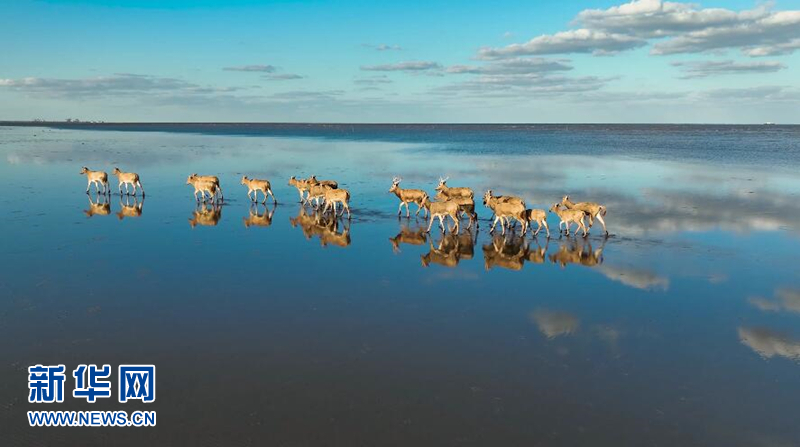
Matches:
[[1, 124, 800, 446]]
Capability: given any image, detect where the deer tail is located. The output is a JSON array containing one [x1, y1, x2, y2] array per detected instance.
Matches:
[[599, 205, 607, 216]]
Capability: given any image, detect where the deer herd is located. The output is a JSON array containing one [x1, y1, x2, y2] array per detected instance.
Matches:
[[79, 167, 610, 238]]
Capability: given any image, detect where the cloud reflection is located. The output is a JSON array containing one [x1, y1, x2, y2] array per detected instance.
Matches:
[[738, 327, 800, 361]]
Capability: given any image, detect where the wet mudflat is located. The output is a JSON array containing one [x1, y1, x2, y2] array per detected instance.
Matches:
[[1, 124, 799, 446]]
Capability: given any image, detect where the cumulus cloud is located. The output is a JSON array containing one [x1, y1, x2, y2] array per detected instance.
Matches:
[[360, 61, 442, 72], [652, 10, 800, 56], [671, 60, 786, 78], [263, 73, 303, 81], [480, 1, 800, 58], [446, 57, 573, 75], [478, 29, 646, 59], [700, 85, 800, 102], [0, 74, 222, 97], [739, 327, 800, 361], [354, 75, 394, 87], [223, 64, 276, 72], [434, 73, 612, 98]]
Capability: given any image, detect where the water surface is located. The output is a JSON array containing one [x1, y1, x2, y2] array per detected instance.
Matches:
[[1, 124, 799, 446]]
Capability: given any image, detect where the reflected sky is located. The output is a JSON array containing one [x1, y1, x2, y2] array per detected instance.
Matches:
[[1, 124, 799, 446]]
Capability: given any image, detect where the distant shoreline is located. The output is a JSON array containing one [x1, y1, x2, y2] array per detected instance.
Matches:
[[1, 121, 798, 127]]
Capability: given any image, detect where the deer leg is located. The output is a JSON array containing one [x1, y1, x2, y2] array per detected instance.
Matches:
[[137, 181, 145, 197], [397, 202, 404, 217], [426, 214, 435, 232], [595, 214, 608, 235]]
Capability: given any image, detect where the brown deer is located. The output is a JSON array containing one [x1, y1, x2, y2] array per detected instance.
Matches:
[[561, 195, 608, 236], [288, 176, 313, 203], [389, 177, 429, 218], [80, 167, 110, 195], [425, 199, 461, 234], [186, 175, 219, 203], [188, 174, 223, 200], [435, 177, 473, 200], [112, 167, 145, 197], [525, 208, 550, 237], [322, 188, 351, 218], [549, 203, 587, 237], [241, 176, 276, 204]]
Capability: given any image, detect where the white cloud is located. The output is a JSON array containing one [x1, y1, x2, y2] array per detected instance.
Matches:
[[480, 1, 800, 58], [478, 29, 646, 59], [671, 60, 786, 78], [263, 73, 303, 81], [446, 57, 573, 75], [223, 64, 276, 72], [0, 74, 217, 97], [361, 61, 442, 72], [363, 43, 403, 51]]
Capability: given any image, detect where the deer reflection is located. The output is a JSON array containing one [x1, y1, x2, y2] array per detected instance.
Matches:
[[116, 196, 144, 220], [482, 234, 527, 271], [189, 203, 223, 228], [243, 203, 276, 228], [84, 193, 111, 218], [549, 238, 605, 269], [389, 222, 429, 253], [289, 206, 351, 248], [420, 227, 476, 268]]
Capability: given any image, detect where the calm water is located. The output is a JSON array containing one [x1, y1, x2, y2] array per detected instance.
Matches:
[[1, 124, 800, 446]]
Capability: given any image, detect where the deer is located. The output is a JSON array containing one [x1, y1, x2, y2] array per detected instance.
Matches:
[[241, 176, 276, 204], [322, 188, 351, 218], [425, 199, 461, 234], [525, 208, 550, 238], [489, 201, 527, 235], [112, 167, 145, 197], [243, 203, 275, 228], [305, 184, 333, 207], [549, 203, 588, 237], [307, 175, 338, 189], [80, 167, 110, 195], [188, 203, 222, 228], [186, 175, 219, 203], [188, 174, 223, 201], [435, 177, 473, 200], [483, 190, 526, 229], [288, 176, 313, 203], [389, 223, 429, 253], [483, 190, 525, 220], [561, 195, 608, 236], [389, 177, 429, 218], [83, 194, 111, 217], [116, 196, 143, 220]]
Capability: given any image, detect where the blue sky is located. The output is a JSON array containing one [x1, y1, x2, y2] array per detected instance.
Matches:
[[1, 0, 799, 123]]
